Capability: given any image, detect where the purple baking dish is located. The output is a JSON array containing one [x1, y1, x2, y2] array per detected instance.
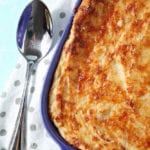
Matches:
[[41, 0, 82, 150]]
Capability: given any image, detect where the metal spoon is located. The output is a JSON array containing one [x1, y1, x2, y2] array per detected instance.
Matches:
[[9, 0, 53, 149]]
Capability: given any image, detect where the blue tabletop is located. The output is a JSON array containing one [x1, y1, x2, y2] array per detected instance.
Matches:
[[0, 0, 30, 92]]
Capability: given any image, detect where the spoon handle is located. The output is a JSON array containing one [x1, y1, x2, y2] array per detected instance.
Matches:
[[9, 61, 34, 150]]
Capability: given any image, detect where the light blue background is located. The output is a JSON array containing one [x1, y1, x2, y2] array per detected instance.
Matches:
[[0, 0, 30, 92]]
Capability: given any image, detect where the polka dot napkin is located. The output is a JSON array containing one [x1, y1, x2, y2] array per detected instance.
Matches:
[[0, 0, 78, 149]]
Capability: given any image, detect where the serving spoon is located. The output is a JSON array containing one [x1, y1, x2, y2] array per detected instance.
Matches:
[[9, 0, 53, 149]]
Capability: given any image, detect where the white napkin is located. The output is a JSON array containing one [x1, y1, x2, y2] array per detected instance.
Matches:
[[0, 0, 78, 149]]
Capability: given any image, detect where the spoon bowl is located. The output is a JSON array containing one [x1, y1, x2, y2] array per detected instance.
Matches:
[[17, 0, 52, 62], [9, 0, 53, 149]]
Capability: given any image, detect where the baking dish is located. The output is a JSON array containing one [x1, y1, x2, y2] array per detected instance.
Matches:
[[41, 0, 82, 150]]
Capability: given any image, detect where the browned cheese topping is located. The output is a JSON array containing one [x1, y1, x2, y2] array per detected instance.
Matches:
[[49, 0, 150, 149]]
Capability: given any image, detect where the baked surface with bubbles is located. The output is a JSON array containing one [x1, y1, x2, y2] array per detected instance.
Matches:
[[49, 0, 150, 149]]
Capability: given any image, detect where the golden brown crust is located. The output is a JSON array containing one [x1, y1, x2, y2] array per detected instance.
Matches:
[[49, 0, 150, 149]]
